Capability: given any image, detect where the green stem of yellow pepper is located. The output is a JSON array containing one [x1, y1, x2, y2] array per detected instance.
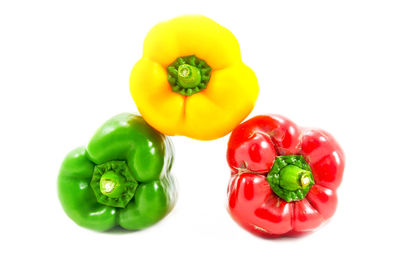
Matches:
[[167, 55, 212, 96], [177, 64, 201, 88]]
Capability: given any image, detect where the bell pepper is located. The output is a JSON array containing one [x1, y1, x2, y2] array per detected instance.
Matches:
[[226, 115, 345, 237], [58, 113, 176, 231], [129, 15, 259, 140]]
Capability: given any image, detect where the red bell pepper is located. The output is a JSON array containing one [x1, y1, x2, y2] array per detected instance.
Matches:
[[227, 115, 345, 237]]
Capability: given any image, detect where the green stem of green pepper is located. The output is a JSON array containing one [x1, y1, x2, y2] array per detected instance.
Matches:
[[90, 161, 138, 208], [100, 171, 125, 198]]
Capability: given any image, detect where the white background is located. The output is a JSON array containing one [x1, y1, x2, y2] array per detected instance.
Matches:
[[1, 0, 399, 265]]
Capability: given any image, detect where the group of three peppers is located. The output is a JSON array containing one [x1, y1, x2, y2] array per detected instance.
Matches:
[[58, 15, 345, 237]]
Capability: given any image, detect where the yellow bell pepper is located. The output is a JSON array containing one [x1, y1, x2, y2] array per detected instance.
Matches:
[[129, 15, 259, 140]]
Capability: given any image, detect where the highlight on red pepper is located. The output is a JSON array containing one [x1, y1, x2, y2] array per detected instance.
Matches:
[[226, 115, 345, 237]]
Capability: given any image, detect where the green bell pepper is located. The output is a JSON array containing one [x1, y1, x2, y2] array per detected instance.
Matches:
[[58, 113, 176, 231]]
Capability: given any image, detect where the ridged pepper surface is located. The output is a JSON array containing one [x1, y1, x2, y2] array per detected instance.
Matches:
[[130, 15, 259, 140], [227, 115, 345, 237], [58, 113, 176, 231]]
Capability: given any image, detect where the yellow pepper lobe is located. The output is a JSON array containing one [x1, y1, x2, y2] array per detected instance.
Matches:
[[130, 15, 259, 140]]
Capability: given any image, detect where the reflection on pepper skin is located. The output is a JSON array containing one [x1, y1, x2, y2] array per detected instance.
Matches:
[[227, 114, 344, 237], [58, 113, 176, 231]]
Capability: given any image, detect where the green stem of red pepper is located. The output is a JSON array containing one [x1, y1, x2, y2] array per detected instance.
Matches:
[[266, 155, 314, 202], [279, 165, 312, 191]]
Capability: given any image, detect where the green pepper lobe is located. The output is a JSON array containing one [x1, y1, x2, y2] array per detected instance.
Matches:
[[58, 113, 176, 231], [266, 155, 314, 202]]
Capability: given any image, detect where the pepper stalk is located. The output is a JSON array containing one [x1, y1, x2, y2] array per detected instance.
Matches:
[[266, 155, 315, 202]]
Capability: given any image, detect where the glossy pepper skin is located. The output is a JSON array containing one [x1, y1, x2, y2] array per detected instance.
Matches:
[[227, 115, 345, 237], [58, 113, 176, 231], [130, 15, 259, 140]]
